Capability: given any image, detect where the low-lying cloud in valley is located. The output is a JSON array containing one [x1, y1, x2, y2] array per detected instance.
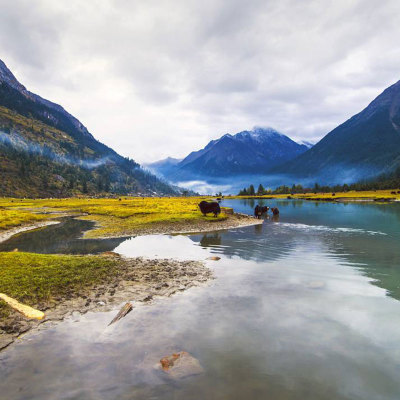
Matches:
[[1, 0, 400, 163]]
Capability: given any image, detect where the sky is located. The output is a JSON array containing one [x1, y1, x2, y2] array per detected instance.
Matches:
[[0, 0, 400, 164]]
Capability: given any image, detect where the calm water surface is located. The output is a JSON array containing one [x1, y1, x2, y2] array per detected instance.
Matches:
[[1, 199, 400, 400]]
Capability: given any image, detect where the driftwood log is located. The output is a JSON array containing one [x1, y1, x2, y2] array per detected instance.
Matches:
[[108, 302, 133, 326]]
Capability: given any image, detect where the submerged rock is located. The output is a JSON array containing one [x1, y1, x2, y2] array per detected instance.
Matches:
[[0, 335, 14, 351], [307, 281, 325, 289], [159, 351, 204, 379]]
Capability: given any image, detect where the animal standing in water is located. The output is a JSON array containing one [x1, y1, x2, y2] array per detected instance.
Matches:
[[254, 205, 269, 219], [199, 201, 221, 217], [271, 207, 280, 216], [254, 204, 261, 218]]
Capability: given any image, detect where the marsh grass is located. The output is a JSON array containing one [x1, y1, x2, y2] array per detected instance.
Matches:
[[0, 208, 50, 231], [0, 252, 118, 310], [0, 197, 227, 237], [231, 189, 400, 201]]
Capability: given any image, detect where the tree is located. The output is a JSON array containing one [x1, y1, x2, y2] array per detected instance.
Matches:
[[82, 179, 88, 193], [257, 184, 265, 195], [96, 177, 103, 191], [104, 178, 110, 192], [249, 184, 255, 196]]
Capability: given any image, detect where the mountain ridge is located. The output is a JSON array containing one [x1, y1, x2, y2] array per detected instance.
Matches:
[[149, 127, 309, 181], [273, 79, 400, 182], [0, 59, 178, 197]]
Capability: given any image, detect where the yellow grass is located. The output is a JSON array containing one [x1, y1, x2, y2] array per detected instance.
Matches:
[[0, 197, 226, 237], [0, 208, 50, 231], [229, 189, 400, 201]]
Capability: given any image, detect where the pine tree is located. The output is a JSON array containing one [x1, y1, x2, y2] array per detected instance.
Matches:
[[82, 180, 88, 193]]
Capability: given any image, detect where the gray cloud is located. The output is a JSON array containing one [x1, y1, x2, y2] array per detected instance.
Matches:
[[0, 0, 399, 163]]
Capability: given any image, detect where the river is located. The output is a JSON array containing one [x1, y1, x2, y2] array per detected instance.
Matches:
[[1, 199, 400, 399]]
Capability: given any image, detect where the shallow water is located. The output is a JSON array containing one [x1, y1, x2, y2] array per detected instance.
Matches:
[[1, 200, 400, 399]]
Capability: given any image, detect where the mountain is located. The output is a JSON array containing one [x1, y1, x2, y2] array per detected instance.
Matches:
[[144, 157, 182, 178], [149, 127, 309, 181], [274, 80, 400, 183], [297, 140, 315, 149], [0, 59, 178, 197]]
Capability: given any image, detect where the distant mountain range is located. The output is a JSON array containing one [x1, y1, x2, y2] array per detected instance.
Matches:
[[3, 56, 400, 197], [150, 80, 400, 188], [147, 127, 310, 181], [0, 59, 178, 197], [273, 80, 400, 182]]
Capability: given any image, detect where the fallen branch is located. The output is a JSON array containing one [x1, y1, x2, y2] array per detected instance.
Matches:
[[108, 302, 133, 326], [0, 293, 45, 320]]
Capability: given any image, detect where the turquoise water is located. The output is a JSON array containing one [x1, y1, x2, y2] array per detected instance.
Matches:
[[1, 200, 400, 399]]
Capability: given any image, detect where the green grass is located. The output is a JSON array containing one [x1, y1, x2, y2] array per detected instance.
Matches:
[[0, 252, 118, 311], [0, 300, 10, 320]]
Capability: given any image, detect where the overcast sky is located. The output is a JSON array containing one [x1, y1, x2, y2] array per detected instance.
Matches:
[[1, 0, 399, 163]]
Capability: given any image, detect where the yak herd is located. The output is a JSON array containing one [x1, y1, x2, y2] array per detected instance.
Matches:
[[198, 200, 279, 219]]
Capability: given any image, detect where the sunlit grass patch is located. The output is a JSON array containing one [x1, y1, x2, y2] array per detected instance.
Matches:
[[230, 189, 400, 201], [0, 252, 118, 308], [0, 209, 50, 231], [0, 196, 228, 237]]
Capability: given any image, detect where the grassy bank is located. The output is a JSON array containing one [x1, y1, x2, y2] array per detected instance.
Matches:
[[0, 208, 50, 231], [229, 189, 400, 202], [0, 252, 118, 320], [0, 251, 118, 304], [0, 197, 228, 238]]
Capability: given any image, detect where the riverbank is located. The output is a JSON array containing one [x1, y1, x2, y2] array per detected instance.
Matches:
[[0, 252, 211, 351], [0, 197, 261, 239], [0, 197, 263, 352], [0, 220, 61, 244], [229, 189, 400, 202], [80, 211, 262, 238]]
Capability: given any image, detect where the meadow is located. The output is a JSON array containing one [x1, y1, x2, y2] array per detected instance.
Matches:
[[0, 252, 118, 322], [0, 196, 227, 238], [230, 189, 400, 201]]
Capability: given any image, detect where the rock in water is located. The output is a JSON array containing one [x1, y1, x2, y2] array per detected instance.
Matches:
[[307, 281, 325, 289], [207, 256, 221, 261], [108, 302, 132, 326], [159, 351, 204, 379]]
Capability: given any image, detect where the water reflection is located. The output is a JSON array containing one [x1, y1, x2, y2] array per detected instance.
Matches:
[[199, 232, 222, 247], [0, 218, 128, 254], [221, 199, 400, 301], [2, 201, 400, 399]]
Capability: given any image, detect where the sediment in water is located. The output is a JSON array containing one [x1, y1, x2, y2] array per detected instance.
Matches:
[[0, 256, 212, 351]]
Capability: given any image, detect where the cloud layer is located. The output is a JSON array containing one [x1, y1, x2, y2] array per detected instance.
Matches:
[[1, 0, 399, 163]]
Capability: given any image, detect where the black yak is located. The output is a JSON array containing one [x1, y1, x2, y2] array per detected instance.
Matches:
[[254, 205, 269, 218], [199, 201, 221, 217], [271, 207, 280, 215]]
